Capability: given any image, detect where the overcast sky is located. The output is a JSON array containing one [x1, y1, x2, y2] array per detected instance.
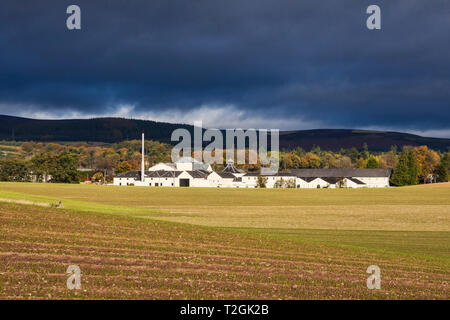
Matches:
[[0, 1, 449, 137]]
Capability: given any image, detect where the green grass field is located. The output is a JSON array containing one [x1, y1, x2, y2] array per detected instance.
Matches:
[[0, 182, 449, 299]]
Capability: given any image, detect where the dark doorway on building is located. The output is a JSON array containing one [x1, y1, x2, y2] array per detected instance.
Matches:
[[179, 179, 190, 187]]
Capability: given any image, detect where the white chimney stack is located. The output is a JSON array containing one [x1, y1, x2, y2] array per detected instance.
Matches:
[[141, 132, 145, 182]]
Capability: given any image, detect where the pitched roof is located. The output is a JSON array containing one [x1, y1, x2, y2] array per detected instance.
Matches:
[[221, 160, 245, 174], [297, 177, 319, 183], [185, 170, 210, 179], [118, 170, 185, 179], [116, 170, 141, 178], [346, 177, 366, 185], [321, 177, 343, 184], [244, 171, 296, 177], [290, 168, 392, 178], [275, 172, 297, 177], [217, 172, 236, 179], [146, 170, 183, 178]]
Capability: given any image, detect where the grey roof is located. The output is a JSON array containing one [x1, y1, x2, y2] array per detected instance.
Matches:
[[290, 168, 392, 178], [116, 170, 141, 179], [274, 172, 297, 177], [297, 177, 320, 183], [217, 172, 236, 179], [185, 170, 210, 179], [346, 177, 366, 185], [118, 169, 211, 179], [146, 170, 183, 178], [321, 177, 343, 184], [221, 161, 245, 174], [244, 171, 296, 177]]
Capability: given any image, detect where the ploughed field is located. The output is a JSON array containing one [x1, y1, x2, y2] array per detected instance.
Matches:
[[0, 182, 449, 299]]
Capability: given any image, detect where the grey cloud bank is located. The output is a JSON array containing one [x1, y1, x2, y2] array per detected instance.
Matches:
[[0, 1, 449, 136]]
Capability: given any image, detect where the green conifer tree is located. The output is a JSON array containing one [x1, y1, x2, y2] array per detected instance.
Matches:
[[366, 156, 379, 168], [391, 147, 418, 186], [406, 149, 419, 185], [435, 154, 449, 182]]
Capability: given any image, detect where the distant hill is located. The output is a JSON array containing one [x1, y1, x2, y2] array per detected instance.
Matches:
[[0, 115, 449, 152], [278, 129, 450, 152], [0, 115, 191, 145]]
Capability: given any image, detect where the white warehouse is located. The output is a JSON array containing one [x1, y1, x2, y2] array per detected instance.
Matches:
[[113, 134, 391, 188], [113, 161, 391, 189]]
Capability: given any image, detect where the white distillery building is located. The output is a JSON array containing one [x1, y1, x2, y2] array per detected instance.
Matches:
[[113, 134, 391, 188], [239, 169, 391, 189], [114, 158, 245, 188], [113, 161, 391, 189]]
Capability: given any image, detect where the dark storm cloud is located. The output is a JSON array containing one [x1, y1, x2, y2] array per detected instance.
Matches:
[[0, 0, 449, 134]]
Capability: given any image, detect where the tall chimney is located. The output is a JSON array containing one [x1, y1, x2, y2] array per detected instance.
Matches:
[[141, 132, 145, 182]]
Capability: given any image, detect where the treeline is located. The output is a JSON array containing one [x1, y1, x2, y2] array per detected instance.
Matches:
[[0, 152, 80, 183], [0, 116, 193, 143], [0, 140, 448, 186], [278, 144, 449, 185], [0, 140, 173, 183]]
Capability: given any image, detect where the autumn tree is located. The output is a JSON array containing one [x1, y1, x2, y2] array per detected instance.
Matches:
[[280, 153, 293, 170], [356, 158, 367, 168], [304, 153, 321, 168], [116, 161, 132, 174], [414, 146, 440, 183], [21, 141, 36, 157], [289, 153, 303, 168], [92, 172, 104, 183], [321, 153, 336, 168], [331, 155, 353, 168], [292, 147, 306, 157], [378, 151, 397, 169]]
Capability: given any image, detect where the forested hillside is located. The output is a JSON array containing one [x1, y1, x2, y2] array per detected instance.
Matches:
[[0, 115, 449, 152]]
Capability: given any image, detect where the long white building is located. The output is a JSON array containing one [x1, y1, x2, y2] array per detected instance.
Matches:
[[113, 158, 391, 189], [113, 134, 391, 188]]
